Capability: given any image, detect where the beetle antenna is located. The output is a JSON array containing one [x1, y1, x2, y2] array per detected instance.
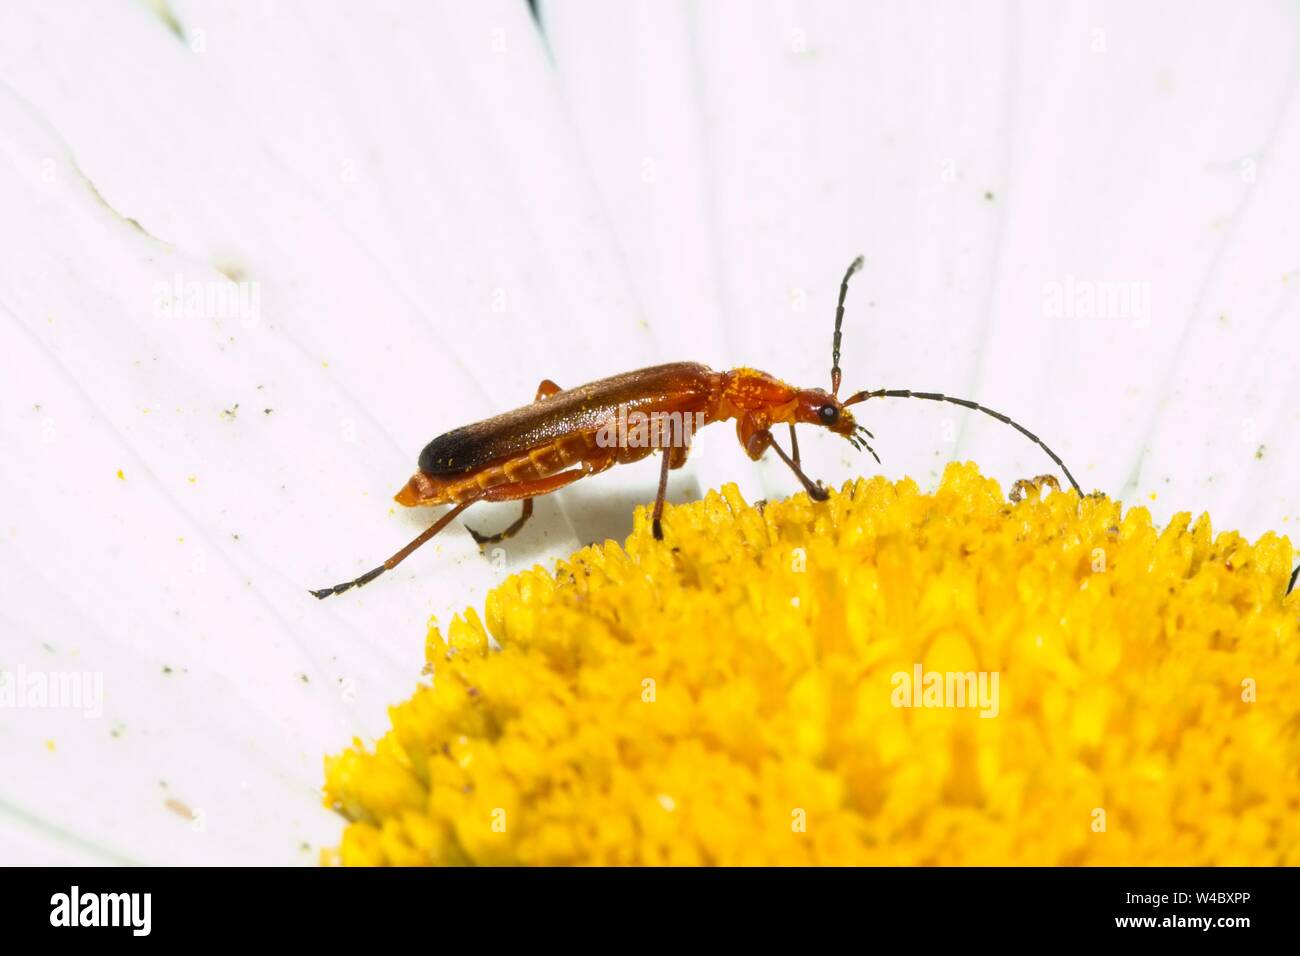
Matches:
[[831, 255, 865, 398], [842, 387, 1081, 495]]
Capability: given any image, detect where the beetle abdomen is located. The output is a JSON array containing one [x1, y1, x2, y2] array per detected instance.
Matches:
[[397, 431, 661, 507]]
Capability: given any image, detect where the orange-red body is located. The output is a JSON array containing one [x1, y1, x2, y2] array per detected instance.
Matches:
[[394, 362, 861, 508]]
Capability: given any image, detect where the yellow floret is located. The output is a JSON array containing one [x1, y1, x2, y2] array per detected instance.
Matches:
[[323, 463, 1300, 865]]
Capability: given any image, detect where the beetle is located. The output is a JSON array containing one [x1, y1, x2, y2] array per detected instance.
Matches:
[[311, 256, 1081, 598]]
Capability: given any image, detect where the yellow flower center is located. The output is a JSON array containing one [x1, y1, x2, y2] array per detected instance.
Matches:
[[323, 462, 1299, 865]]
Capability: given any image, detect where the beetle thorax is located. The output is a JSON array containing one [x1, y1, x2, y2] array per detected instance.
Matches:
[[716, 368, 799, 423]]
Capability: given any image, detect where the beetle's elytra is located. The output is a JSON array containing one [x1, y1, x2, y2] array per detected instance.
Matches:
[[312, 257, 1080, 599]]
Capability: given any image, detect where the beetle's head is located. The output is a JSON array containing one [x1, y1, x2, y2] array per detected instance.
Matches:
[[793, 387, 874, 453]]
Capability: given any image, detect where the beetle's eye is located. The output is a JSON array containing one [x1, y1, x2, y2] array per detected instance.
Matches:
[[818, 404, 839, 425]]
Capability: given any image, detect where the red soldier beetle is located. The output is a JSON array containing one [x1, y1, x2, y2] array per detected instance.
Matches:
[[311, 256, 1081, 598]]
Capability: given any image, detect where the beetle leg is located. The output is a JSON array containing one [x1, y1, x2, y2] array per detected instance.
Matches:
[[652, 449, 672, 540], [535, 379, 562, 401], [736, 415, 765, 461], [311, 498, 478, 599], [463, 468, 588, 549], [749, 428, 830, 502], [480, 468, 586, 503], [788, 423, 801, 469], [646, 438, 692, 540], [466, 498, 533, 546]]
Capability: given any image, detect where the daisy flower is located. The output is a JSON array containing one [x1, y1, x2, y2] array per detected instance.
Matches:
[[0, 0, 1296, 865]]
